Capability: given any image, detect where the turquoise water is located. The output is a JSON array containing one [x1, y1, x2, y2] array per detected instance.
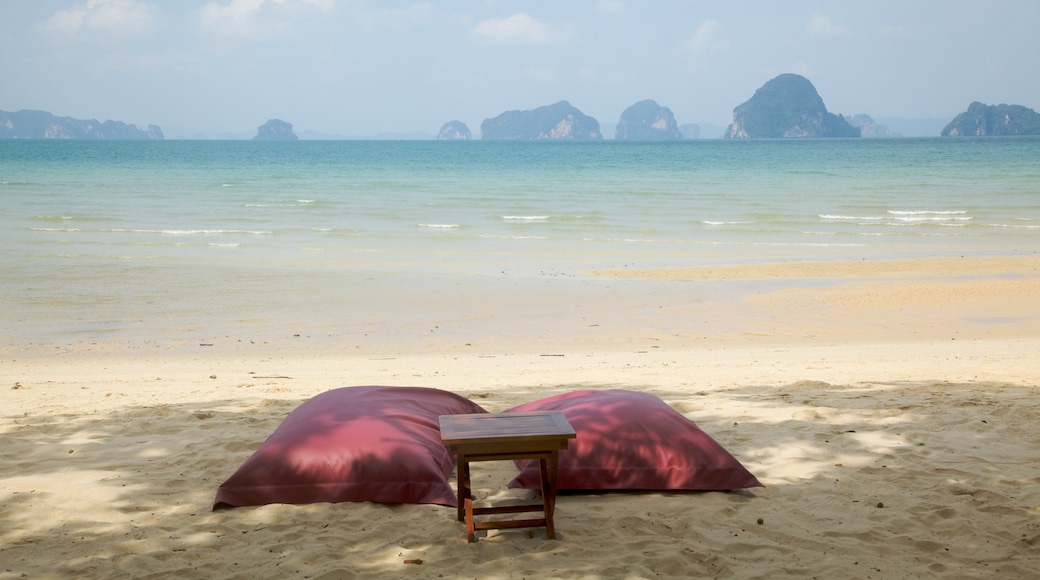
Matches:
[[2, 138, 1038, 345]]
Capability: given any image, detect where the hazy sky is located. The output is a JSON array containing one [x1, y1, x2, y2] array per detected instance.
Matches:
[[3, 1, 1038, 138]]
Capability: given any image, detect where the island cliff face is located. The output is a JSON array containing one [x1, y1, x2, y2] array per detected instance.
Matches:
[[0, 109, 163, 139], [725, 74, 859, 138], [437, 120, 471, 140], [615, 100, 682, 140], [480, 101, 602, 140], [254, 119, 298, 141], [942, 102, 1040, 136]]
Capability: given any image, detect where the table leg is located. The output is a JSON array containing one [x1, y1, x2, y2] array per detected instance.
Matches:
[[458, 455, 477, 542], [539, 456, 555, 540], [456, 455, 469, 523]]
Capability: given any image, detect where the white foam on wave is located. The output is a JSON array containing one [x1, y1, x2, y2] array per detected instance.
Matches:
[[65, 228, 275, 236], [501, 215, 550, 221], [893, 216, 973, 222], [417, 223, 460, 229], [208, 242, 240, 247], [986, 222, 1040, 229], [819, 214, 884, 221], [480, 234, 549, 240], [888, 210, 968, 216], [701, 220, 756, 226]]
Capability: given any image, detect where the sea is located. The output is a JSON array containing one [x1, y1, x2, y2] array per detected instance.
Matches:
[[2, 137, 1038, 349]]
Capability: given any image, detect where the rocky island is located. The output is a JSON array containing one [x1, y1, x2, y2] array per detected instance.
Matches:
[[0, 109, 163, 139], [615, 100, 682, 140], [253, 119, 298, 141], [942, 102, 1040, 136], [725, 74, 859, 139], [437, 120, 471, 140], [480, 101, 602, 140]]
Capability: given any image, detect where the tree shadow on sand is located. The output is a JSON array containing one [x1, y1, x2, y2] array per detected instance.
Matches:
[[1, 379, 1037, 578]]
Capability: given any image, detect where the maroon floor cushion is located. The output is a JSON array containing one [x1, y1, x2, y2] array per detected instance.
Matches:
[[505, 389, 762, 491], [214, 386, 487, 509]]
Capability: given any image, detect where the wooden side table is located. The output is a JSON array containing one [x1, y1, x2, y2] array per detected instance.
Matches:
[[439, 411, 576, 542]]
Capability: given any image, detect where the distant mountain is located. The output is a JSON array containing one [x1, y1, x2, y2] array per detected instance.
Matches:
[[437, 120, 471, 140], [481, 101, 602, 140], [846, 114, 898, 137], [0, 109, 163, 139], [677, 123, 700, 139], [254, 119, 297, 141], [873, 117, 951, 138], [942, 102, 1040, 136], [615, 100, 682, 140], [725, 74, 859, 139]]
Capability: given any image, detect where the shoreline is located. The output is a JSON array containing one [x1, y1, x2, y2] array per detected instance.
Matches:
[[3, 254, 1040, 578], [588, 253, 1040, 280]]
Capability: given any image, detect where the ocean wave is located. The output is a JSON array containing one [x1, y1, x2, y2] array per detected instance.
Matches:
[[888, 210, 968, 215], [134, 228, 273, 235], [819, 214, 885, 221], [501, 215, 550, 221], [701, 220, 756, 225], [985, 222, 1040, 229], [417, 223, 460, 229], [479, 234, 550, 240], [893, 216, 973, 222], [33, 227, 272, 235]]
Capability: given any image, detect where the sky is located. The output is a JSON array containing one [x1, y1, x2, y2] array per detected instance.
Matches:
[[2, 0, 1038, 138]]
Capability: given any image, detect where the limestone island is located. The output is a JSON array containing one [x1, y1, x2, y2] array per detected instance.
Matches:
[[615, 100, 682, 140], [942, 102, 1040, 136], [254, 119, 298, 141], [437, 120, 472, 140], [725, 74, 860, 139], [481, 101, 602, 140], [0, 109, 163, 139]]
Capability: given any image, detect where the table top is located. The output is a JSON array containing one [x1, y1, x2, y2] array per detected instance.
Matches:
[[439, 411, 576, 445]]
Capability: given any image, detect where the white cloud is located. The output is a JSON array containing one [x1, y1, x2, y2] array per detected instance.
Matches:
[[471, 13, 554, 45], [806, 14, 850, 37], [45, 0, 156, 37], [198, 0, 334, 36], [682, 18, 730, 55]]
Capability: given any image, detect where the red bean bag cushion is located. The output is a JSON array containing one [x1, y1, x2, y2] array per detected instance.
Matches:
[[505, 390, 762, 491], [214, 386, 487, 509]]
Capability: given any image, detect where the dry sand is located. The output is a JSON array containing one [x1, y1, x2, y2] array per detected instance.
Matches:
[[2, 256, 1039, 579]]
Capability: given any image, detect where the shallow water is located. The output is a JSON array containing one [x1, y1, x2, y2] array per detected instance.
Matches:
[[2, 138, 1038, 345]]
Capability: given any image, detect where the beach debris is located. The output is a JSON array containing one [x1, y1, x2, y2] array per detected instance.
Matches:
[[403, 559, 423, 565], [210, 375, 217, 379], [12, 382, 22, 389], [757, 518, 764, 525], [877, 502, 884, 508]]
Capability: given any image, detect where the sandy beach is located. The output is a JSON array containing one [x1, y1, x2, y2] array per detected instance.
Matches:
[[3, 256, 1039, 579]]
